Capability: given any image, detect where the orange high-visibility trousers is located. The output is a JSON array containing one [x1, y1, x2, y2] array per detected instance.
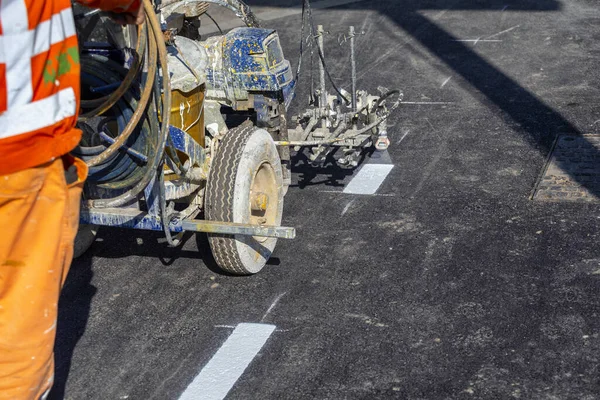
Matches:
[[0, 156, 87, 399]]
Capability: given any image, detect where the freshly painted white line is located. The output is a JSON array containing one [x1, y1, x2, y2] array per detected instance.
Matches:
[[343, 164, 394, 195], [485, 24, 520, 39], [402, 101, 454, 105], [341, 198, 356, 216], [440, 76, 452, 88], [396, 129, 411, 145], [452, 39, 502, 43], [179, 323, 276, 400], [320, 190, 396, 197]]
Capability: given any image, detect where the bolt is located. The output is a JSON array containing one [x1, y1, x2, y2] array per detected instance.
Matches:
[[251, 192, 269, 211]]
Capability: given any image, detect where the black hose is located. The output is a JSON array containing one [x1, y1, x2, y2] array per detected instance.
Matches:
[[79, 1, 172, 209], [204, 12, 223, 34], [303, 0, 349, 104]]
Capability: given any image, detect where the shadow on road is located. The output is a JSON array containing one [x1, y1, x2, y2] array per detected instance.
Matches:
[[243, 0, 600, 197], [49, 256, 95, 400]]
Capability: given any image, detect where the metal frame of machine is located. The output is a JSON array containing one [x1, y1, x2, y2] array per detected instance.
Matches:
[[73, 0, 400, 274]]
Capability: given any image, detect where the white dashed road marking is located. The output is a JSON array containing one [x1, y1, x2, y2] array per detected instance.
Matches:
[[179, 323, 276, 400], [343, 164, 394, 195]]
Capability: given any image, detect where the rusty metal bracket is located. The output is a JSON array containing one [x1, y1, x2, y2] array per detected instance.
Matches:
[[181, 220, 296, 239]]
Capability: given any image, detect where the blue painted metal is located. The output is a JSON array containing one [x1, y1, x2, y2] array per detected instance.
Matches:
[[81, 43, 125, 62], [282, 79, 296, 110], [164, 126, 205, 201], [168, 125, 205, 164], [168, 125, 188, 152], [90, 81, 122, 93], [144, 168, 162, 220], [80, 124, 207, 228], [253, 95, 270, 126], [81, 207, 182, 232], [205, 28, 296, 107], [226, 28, 294, 91], [99, 130, 149, 163], [78, 67, 149, 187], [78, 29, 299, 233]]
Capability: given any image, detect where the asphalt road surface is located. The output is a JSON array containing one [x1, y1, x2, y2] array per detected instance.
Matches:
[[53, 1, 600, 399]]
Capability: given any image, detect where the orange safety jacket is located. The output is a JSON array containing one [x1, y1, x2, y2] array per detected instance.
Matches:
[[0, 0, 140, 177]]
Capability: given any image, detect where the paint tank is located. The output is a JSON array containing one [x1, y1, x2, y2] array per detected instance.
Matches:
[[167, 36, 208, 146]]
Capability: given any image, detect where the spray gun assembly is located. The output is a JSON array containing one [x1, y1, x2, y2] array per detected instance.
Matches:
[[286, 21, 402, 168], [73, 0, 401, 275]]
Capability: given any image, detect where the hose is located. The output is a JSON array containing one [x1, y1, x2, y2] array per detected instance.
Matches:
[[79, 25, 146, 111], [87, 0, 172, 208], [76, 56, 154, 189], [85, 24, 156, 168], [303, 0, 349, 104], [78, 0, 172, 209]]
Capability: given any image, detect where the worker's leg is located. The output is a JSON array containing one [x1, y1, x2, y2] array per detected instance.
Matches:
[[0, 156, 87, 399]]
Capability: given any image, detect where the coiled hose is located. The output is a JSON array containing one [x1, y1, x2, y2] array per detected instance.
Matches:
[[75, 0, 172, 209]]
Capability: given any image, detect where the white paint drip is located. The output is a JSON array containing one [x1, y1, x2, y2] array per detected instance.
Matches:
[[433, 8, 451, 20], [179, 102, 185, 131], [206, 123, 219, 136], [402, 101, 454, 105], [320, 190, 396, 197], [261, 292, 287, 322], [441, 76, 452, 88], [397, 129, 411, 145], [43, 322, 56, 335], [178, 323, 276, 400], [341, 199, 356, 216], [452, 39, 502, 44], [343, 164, 394, 195], [485, 25, 521, 39]]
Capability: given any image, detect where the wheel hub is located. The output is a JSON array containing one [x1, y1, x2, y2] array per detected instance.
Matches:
[[249, 162, 278, 243]]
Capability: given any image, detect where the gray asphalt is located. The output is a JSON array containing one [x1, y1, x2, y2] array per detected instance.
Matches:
[[52, 1, 600, 399]]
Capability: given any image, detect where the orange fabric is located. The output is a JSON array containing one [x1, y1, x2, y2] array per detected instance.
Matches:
[[0, 0, 140, 176], [0, 156, 87, 400], [0, 0, 80, 176], [76, 0, 140, 13]]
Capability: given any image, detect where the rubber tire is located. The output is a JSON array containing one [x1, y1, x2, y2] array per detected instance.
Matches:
[[73, 224, 99, 259], [205, 122, 284, 275]]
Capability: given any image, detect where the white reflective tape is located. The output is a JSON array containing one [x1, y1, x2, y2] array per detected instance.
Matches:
[[1, 0, 31, 107], [60, 8, 76, 39], [0, 5, 76, 108], [0, 87, 77, 138], [5, 30, 33, 107], [33, 18, 51, 56], [0, 0, 28, 35], [33, 8, 76, 56]]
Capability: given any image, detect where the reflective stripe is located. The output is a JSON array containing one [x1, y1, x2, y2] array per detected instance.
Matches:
[[1, 0, 31, 107], [0, 87, 76, 138], [0, 0, 29, 34], [0, 3, 76, 108], [33, 8, 76, 56]]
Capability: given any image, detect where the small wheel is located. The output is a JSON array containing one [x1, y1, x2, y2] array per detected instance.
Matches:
[[205, 121, 284, 275], [73, 224, 99, 259]]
